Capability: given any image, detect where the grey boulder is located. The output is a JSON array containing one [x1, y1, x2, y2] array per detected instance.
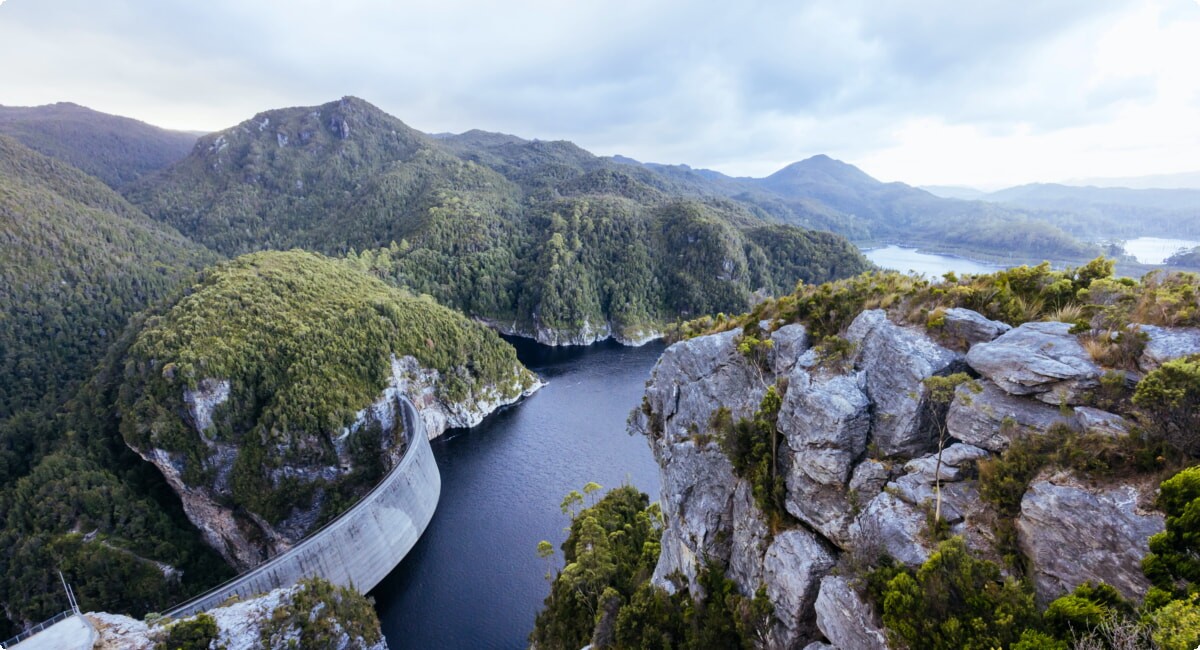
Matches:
[[814, 575, 889, 650], [966, 321, 1100, 405], [941, 308, 1012, 347], [1017, 474, 1164, 604], [1136, 324, 1200, 372], [847, 310, 961, 457]]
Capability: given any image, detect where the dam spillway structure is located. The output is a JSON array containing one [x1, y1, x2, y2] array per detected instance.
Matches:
[[165, 396, 440, 618]]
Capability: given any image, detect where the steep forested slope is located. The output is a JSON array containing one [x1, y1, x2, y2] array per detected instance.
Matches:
[[0, 103, 198, 189], [0, 135, 216, 419], [115, 250, 536, 567], [126, 97, 872, 344]]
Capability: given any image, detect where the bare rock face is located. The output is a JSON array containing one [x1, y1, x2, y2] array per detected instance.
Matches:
[[941, 307, 1012, 347], [846, 310, 961, 457], [965, 321, 1100, 405], [771, 323, 811, 376], [946, 380, 1073, 452], [779, 370, 871, 544], [764, 528, 838, 649], [650, 440, 738, 593], [1136, 324, 1200, 372], [1017, 474, 1165, 604], [183, 378, 230, 438], [850, 491, 933, 567], [636, 328, 765, 442], [728, 480, 771, 596], [814, 575, 889, 650], [137, 354, 538, 571], [636, 330, 763, 593]]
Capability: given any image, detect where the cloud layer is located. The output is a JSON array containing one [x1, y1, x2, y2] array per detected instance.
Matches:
[[1, 0, 1198, 186]]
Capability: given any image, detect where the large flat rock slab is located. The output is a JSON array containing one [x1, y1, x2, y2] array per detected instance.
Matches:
[[966, 321, 1100, 405]]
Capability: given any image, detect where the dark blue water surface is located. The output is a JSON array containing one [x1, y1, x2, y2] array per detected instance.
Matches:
[[371, 337, 665, 649]]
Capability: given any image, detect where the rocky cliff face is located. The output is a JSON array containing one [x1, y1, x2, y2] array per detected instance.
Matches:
[[133, 353, 538, 571], [634, 310, 1190, 649]]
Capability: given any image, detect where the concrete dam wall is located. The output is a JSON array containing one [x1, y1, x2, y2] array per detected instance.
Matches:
[[166, 397, 440, 618]]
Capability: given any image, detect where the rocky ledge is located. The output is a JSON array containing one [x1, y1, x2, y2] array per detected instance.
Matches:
[[633, 309, 1194, 649]]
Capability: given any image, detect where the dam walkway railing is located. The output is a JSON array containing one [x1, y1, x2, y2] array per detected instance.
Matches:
[[163, 396, 440, 618]]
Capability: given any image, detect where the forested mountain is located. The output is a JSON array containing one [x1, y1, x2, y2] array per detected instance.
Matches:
[[126, 97, 872, 344], [982, 183, 1200, 239], [0, 103, 198, 189], [0, 135, 216, 419], [629, 154, 1103, 262], [115, 250, 536, 568]]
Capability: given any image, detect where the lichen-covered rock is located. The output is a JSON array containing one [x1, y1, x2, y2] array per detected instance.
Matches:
[[940, 308, 1012, 347], [90, 580, 387, 650], [850, 491, 933, 567], [728, 480, 770, 597], [1071, 406, 1129, 437], [814, 575, 889, 650], [771, 323, 811, 375], [946, 380, 1073, 452], [965, 321, 1100, 404], [764, 528, 837, 649], [636, 329, 764, 594], [651, 440, 737, 594], [848, 460, 891, 508], [1136, 324, 1200, 372], [776, 370, 871, 544], [636, 328, 765, 443], [779, 371, 871, 487], [846, 310, 961, 457], [1017, 474, 1165, 604]]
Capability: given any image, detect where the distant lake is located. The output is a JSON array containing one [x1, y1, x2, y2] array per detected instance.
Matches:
[[1122, 237, 1200, 264], [864, 245, 1001, 277]]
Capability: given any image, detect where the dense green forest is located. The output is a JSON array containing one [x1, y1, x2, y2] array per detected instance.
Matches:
[[0, 135, 216, 420], [0, 103, 198, 190], [117, 250, 535, 527], [0, 313, 233, 637]]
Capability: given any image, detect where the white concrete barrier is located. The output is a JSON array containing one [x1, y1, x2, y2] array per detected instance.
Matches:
[[165, 397, 440, 617]]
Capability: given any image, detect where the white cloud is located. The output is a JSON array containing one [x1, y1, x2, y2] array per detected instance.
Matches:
[[0, 0, 1197, 187]]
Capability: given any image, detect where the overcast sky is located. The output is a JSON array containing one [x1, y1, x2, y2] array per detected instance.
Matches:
[[1, 0, 1198, 188]]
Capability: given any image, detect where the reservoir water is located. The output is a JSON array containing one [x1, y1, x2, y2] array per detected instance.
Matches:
[[864, 245, 1000, 277], [371, 337, 665, 649], [1121, 237, 1200, 265]]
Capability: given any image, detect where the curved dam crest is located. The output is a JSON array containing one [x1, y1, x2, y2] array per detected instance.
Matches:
[[166, 397, 440, 618]]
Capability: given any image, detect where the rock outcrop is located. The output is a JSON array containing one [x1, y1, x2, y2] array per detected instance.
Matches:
[[137, 354, 537, 571], [635, 308, 1197, 647], [814, 575, 889, 650], [1017, 473, 1165, 604], [966, 321, 1100, 404], [940, 307, 1012, 347], [946, 380, 1072, 451], [763, 529, 838, 649], [90, 581, 387, 650], [1137, 324, 1200, 372], [847, 310, 961, 457]]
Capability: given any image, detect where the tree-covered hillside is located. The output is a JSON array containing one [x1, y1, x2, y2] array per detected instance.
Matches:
[[0, 135, 217, 419], [125, 97, 872, 343], [645, 154, 1103, 263], [116, 250, 536, 553], [0, 315, 233, 638], [0, 103, 198, 190]]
